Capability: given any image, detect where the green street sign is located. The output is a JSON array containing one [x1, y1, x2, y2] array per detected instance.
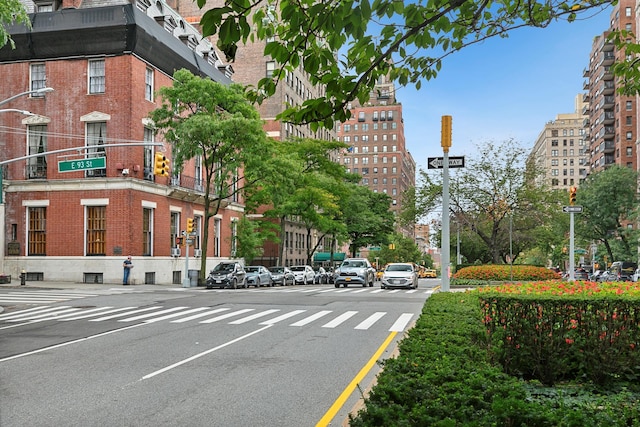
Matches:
[[58, 157, 106, 172]]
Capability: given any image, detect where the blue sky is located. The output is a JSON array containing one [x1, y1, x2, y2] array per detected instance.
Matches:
[[397, 6, 613, 172]]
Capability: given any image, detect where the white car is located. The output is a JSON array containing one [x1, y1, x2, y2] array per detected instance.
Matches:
[[380, 263, 418, 289], [289, 265, 315, 285], [632, 268, 640, 282]]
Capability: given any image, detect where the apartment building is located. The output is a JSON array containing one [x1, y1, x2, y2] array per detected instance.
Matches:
[[584, 0, 637, 172], [336, 75, 417, 240], [530, 95, 589, 189], [170, 0, 342, 267], [0, 0, 240, 284]]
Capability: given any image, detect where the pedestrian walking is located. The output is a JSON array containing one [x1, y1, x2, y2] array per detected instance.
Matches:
[[123, 255, 133, 285]]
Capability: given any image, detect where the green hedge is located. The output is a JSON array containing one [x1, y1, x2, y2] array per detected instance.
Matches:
[[348, 293, 640, 426]]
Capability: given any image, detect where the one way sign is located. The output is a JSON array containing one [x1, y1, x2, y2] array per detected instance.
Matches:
[[427, 156, 465, 169]]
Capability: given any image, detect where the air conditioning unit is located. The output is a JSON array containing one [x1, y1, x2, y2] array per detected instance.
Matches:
[[194, 249, 202, 257], [171, 247, 181, 257]]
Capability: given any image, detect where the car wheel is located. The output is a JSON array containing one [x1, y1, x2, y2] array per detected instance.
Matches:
[[231, 278, 237, 289], [256, 278, 261, 288], [381, 285, 385, 289], [343, 284, 348, 288], [243, 279, 248, 288], [335, 283, 339, 288]]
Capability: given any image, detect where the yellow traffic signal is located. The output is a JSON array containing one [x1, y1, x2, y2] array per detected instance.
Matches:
[[186, 218, 194, 234], [153, 152, 170, 176], [441, 115, 452, 152], [569, 186, 577, 205]]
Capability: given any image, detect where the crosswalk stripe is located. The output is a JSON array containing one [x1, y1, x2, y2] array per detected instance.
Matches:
[[228, 309, 281, 325], [290, 310, 332, 327], [170, 308, 230, 323], [259, 309, 307, 325], [144, 307, 211, 323], [199, 309, 255, 324], [89, 306, 161, 321], [322, 311, 358, 328], [8, 307, 82, 322], [0, 306, 72, 321], [60, 307, 136, 321], [118, 307, 190, 322], [389, 313, 413, 332], [0, 306, 55, 320], [355, 312, 387, 330]]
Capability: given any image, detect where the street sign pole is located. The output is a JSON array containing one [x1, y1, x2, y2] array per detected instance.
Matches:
[[182, 230, 190, 288], [569, 212, 575, 281], [440, 116, 452, 292]]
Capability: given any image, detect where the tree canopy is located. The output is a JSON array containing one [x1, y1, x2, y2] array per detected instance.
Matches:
[[0, 0, 30, 49], [199, 0, 613, 129]]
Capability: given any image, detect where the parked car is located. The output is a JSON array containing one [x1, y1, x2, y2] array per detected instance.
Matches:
[[290, 265, 315, 285], [245, 265, 273, 288], [589, 270, 602, 281], [313, 266, 328, 284], [334, 258, 376, 288], [380, 263, 418, 289], [573, 269, 590, 281], [268, 266, 295, 286], [598, 270, 613, 282], [609, 261, 637, 281], [632, 268, 640, 282], [206, 262, 246, 289]]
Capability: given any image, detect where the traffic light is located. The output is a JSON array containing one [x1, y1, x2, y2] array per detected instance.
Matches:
[[441, 115, 452, 152], [186, 218, 194, 234], [153, 152, 170, 176], [569, 186, 577, 205]]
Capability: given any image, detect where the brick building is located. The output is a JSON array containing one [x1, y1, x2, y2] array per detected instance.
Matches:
[[0, 0, 240, 284], [171, 0, 341, 267]]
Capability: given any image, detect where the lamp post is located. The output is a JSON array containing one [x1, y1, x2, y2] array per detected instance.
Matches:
[[0, 87, 54, 107], [0, 109, 35, 116]]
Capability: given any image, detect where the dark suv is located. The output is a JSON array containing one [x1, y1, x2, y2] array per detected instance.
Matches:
[[206, 262, 246, 289]]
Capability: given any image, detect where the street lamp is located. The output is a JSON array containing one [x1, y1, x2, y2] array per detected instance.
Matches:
[[0, 87, 54, 107], [0, 109, 35, 116]]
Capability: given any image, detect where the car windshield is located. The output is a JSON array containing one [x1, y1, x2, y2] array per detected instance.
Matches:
[[269, 267, 284, 273], [387, 264, 412, 272], [290, 266, 305, 272], [214, 263, 234, 272], [343, 261, 364, 268], [245, 267, 259, 273]]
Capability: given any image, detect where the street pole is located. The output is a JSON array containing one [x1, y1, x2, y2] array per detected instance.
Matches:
[[569, 212, 575, 281], [509, 212, 513, 281], [182, 231, 190, 288], [440, 116, 452, 292]]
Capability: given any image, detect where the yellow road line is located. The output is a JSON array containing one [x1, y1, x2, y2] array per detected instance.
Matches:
[[315, 331, 398, 427]]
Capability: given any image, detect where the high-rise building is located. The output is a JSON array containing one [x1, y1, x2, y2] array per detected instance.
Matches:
[[336, 75, 416, 239], [584, 0, 637, 172], [529, 95, 589, 189], [0, 0, 239, 283]]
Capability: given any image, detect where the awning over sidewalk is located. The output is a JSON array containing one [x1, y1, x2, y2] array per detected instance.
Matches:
[[313, 252, 346, 262]]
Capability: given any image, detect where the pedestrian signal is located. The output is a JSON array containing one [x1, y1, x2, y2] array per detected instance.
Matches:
[[154, 152, 170, 176]]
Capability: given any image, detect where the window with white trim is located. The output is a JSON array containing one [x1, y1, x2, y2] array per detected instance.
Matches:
[[88, 59, 105, 94]]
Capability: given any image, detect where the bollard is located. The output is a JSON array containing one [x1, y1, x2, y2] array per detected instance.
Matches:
[[20, 270, 26, 286]]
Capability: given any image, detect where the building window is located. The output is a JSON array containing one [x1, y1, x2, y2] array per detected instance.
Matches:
[[86, 206, 106, 255], [266, 61, 276, 78], [88, 59, 105, 94], [626, 101, 633, 110], [143, 208, 152, 256], [358, 111, 365, 122], [231, 220, 238, 256], [626, 131, 633, 140], [194, 216, 202, 249], [28, 207, 46, 256], [627, 147, 633, 156], [171, 212, 180, 247], [86, 122, 107, 177], [373, 111, 378, 121], [144, 127, 154, 181], [626, 6, 632, 16], [30, 63, 46, 94], [551, 140, 558, 146], [214, 217, 221, 257], [27, 125, 47, 179], [627, 116, 633, 125], [145, 67, 154, 102]]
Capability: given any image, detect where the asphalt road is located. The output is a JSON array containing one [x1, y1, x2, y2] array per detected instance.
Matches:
[[0, 280, 438, 426]]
